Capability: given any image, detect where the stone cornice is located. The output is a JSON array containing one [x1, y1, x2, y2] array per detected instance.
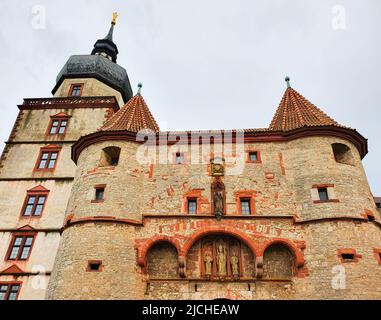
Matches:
[[71, 125, 368, 163]]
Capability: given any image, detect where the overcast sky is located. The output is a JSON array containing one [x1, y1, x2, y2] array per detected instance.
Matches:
[[0, 0, 380, 195]]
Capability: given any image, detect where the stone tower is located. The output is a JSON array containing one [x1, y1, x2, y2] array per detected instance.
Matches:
[[0, 16, 132, 300], [46, 73, 380, 299]]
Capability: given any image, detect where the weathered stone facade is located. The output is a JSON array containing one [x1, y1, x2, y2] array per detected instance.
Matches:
[[1, 17, 380, 301]]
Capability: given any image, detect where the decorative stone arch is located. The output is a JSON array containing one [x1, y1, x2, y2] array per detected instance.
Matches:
[[259, 238, 305, 267], [257, 238, 305, 279], [136, 236, 181, 269], [181, 227, 259, 258]]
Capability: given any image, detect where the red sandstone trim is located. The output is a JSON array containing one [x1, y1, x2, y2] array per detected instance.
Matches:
[[313, 199, 340, 204], [20, 185, 50, 218], [337, 248, 362, 263], [71, 126, 368, 163], [234, 190, 256, 215], [373, 248, 381, 265], [246, 150, 262, 164], [45, 113, 72, 138]]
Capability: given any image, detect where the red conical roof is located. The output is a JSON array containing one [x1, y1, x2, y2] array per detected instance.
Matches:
[[269, 86, 341, 131], [100, 93, 159, 133]]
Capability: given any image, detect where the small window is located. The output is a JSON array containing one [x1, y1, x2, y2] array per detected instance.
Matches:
[[240, 198, 251, 215], [332, 143, 355, 166], [36, 151, 59, 170], [100, 147, 121, 167], [376, 202, 381, 209], [318, 188, 329, 202], [7, 236, 34, 261], [95, 188, 105, 201], [188, 198, 197, 214], [22, 194, 47, 216], [176, 152, 185, 164], [69, 84, 83, 97], [0, 283, 21, 300], [341, 253, 355, 261], [86, 261, 103, 272], [249, 152, 258, 162]]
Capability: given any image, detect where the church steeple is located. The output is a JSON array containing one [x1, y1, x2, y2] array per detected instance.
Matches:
[[91, 13, 119, 63]]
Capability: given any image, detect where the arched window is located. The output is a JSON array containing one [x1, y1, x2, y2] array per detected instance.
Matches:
[[332, 143, 355, 166], [263, 244, 295, 279], [147, 242, 178, 278], [99, 147, 121, 167]]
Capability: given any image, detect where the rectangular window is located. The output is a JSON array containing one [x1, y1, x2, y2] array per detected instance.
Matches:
[[95, 188, 105, 201], [376, 202, 381, 209], [176, 152, 185, 164], [249, 152, 258, 162], [318, 188, 329, 201], [23, 194, 46, 216], [188, 198, 197, 214], [0, 283, 21, 300], [49, 119, 68, 135], [8, 236, 34, 261], [240, 198, 251, 215], [69, 84, 83, 97], [36, 150, 59, 170]]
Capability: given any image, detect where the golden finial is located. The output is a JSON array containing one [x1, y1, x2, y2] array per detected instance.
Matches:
[[112, 12, 118, 25]]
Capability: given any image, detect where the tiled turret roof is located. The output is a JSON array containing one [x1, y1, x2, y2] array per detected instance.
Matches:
[[269, 86, 341, 131], [100, 92, 159, 133]]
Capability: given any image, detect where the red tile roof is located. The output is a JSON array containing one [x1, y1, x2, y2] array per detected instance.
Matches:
[[100, 93, 159, 133], [269, 87, 341, 131]]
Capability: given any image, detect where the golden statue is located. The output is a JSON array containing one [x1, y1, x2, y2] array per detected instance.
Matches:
[[112, 12, 119, 25], [217, 244, 227, 276]]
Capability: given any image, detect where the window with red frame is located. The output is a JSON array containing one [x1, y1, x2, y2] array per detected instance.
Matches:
[[7, 235, 35, 261], [69, 84, 83, 97], [0, 283, 21, 300], [49, 118, 68, 135], [240, 198, 252, 215], [22, 194, 47, 216], [36, 150, 59, 170]]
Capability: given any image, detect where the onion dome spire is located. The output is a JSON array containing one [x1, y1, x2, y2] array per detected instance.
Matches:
[[91, 12, 119, 63]]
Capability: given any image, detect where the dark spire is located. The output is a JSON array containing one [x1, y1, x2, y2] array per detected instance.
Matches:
[[91, 13, 119, 63]]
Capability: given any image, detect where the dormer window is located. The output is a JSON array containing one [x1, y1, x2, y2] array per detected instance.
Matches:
[[69, 84, 83, 97]]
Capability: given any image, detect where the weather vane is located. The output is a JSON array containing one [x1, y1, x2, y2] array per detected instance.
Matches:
[[112, 12, 119, 25]]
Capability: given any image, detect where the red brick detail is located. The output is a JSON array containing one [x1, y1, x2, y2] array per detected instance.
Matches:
[[337, 248, 362, 263], [313, 199, 340, 204], [1, 264, 25, 275], [278, 152, 286, 175], [312, 184, 335, 189], [373, 248, 381, 265], [234, 190, 256, 215], [362, 209, 376, 221], [265, 172, 275, 180], [149, 163, 154, 178], [135, 236, 182, 268]]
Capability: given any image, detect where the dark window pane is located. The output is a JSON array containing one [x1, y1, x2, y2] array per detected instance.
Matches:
[[241, 199, 251, 215], [318, 188, 329, 201], [95, 189, 104, 201], [249, 152, 258, 162], [188, 199, 197, 214]]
